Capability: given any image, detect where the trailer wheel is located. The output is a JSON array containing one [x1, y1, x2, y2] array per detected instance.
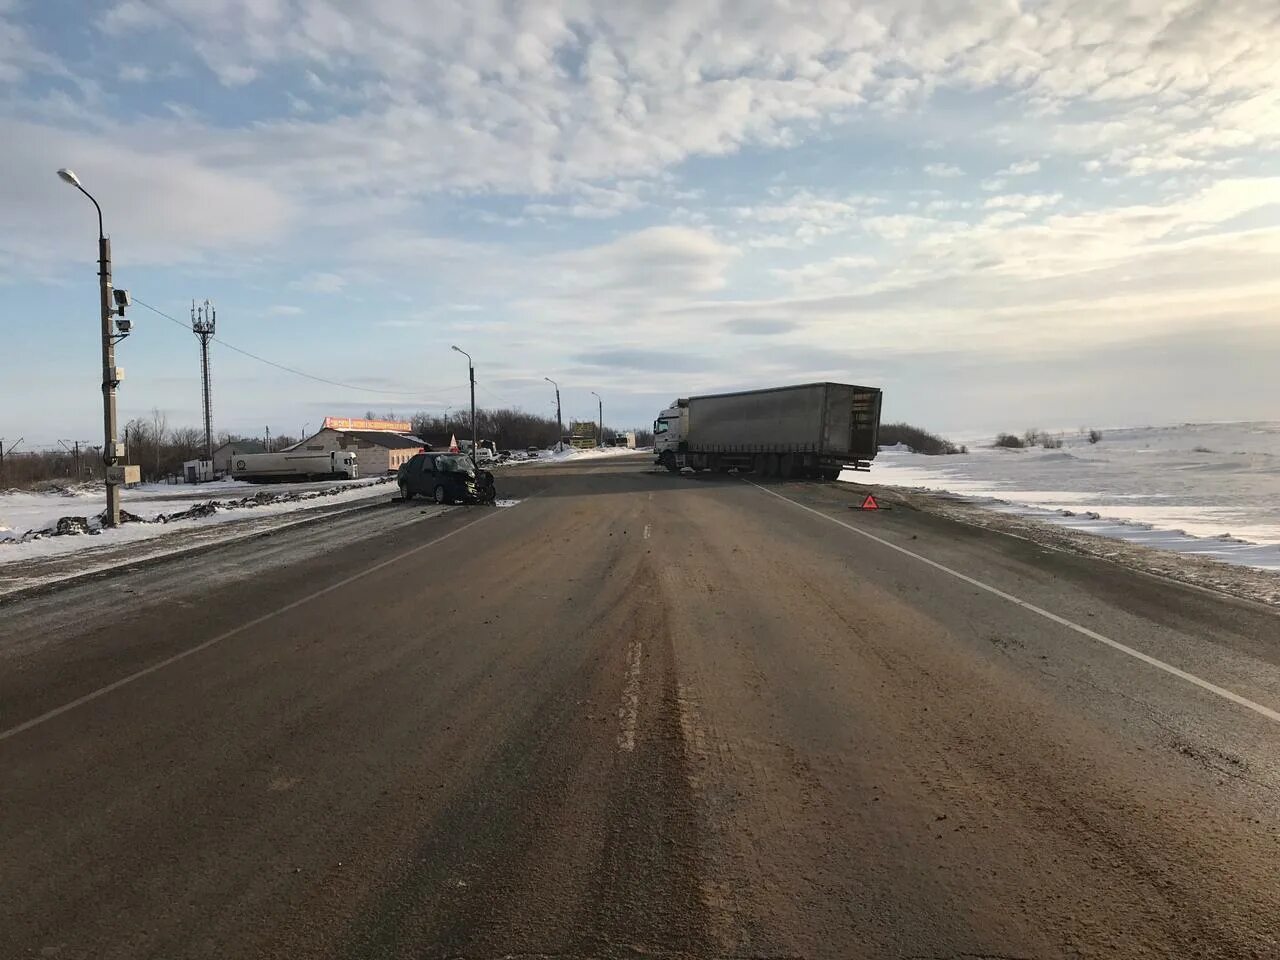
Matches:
[[821, 467, 843, 482]]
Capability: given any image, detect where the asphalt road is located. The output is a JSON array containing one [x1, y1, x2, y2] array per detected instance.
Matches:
[[3, 455, 1279, 959]]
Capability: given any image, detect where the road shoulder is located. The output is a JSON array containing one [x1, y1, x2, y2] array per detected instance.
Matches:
[[824, 476, 1280, 609]]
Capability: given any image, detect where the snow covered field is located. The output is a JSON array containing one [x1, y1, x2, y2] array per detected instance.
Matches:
[[0, 476, 394, 564], [859, 422, 1280, 571]]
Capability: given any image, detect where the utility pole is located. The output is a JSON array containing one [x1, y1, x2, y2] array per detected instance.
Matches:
[[545, 377, 562, 452], [59, 440, 79, 480], [57, 169, 129, 527], [265, 426, 271, 453], [191, 299, 216, 460], [451, 346, 477, 467], [0, 437, 21, 488], [591, 391, 603, 448]]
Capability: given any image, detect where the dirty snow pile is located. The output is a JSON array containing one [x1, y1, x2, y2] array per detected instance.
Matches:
[[500, 445, 646, 466], [859, 422, 1280, 572], [0, 476, 393, 560]]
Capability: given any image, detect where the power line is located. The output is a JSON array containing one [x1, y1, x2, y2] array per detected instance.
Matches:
[[476, 382, 517, 407], [132, 298, 462, 401]]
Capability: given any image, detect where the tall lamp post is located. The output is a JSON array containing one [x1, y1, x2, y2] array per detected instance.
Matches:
[[545, 377, 562, 452], [591, 391, 603, 448], [57, 168, 130, 527], [451, 345, 477, 466]]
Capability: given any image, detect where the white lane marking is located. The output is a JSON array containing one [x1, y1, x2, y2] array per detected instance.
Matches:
[[618, 640, 643, 752], [0, 508, 510, 743], [643, 524, 651, 540], [748, 481, 1280, 727]]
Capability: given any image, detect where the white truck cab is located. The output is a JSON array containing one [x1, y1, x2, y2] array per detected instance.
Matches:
[[653, 401, 687, 468]]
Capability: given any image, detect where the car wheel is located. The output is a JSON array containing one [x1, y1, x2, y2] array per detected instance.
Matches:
[[433, 484, 449, 505], [399, 482, 412, 502]]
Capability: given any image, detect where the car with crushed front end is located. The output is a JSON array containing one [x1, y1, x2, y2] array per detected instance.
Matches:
[[398, 452, 496, 505]]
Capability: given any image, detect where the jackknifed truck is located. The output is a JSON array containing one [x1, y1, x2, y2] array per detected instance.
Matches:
[[653, 382, 882, 481]]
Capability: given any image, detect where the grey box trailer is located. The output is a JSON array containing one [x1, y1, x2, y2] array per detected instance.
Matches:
[[654, 382, 881, 480]]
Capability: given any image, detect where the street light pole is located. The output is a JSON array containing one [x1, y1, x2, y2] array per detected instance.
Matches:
[[452, 346, 477, 467], [58, 168, 122, 527], [545, 377, 562, 452], [591, 391, 602, 448]]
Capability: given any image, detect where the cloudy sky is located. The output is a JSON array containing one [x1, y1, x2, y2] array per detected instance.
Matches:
[[3, 0, 1279, 446]]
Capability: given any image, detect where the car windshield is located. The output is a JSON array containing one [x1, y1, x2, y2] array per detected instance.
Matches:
[[435, 454, 475, 476]]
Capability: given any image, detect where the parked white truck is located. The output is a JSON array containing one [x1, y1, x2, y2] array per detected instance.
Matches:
[[230, 450, 360, 482], [654, 382, 882, 481]]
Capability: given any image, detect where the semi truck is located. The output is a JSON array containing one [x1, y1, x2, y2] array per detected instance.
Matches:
[[653, 382, 882, 481], [230, 450, 360, 482]]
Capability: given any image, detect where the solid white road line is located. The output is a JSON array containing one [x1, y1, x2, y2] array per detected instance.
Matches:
[[618, 639, 643, 752], [748, 481, 1280, 727], [0, 508, 508, 743]]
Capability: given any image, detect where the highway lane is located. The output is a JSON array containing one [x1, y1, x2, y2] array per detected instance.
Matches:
[[2, 455, 1279, 959]]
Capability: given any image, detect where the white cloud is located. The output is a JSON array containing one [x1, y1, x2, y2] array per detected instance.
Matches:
[[290, 272, 346, 294], [730, 190, 879, 248], [543, 226, 735, 300], [6, 0, 1280, 437], [862, 214, 934, 241], [117, 63, 151, 83], [265, 304, 303, 316], [0, 6, 64, 83], [524, 182, 647, 220], [771, 255, 878, 294], [212, 62, 258, 87], [999, 159, 1040, 176], [984, 193, 1062, 212], [65, 1, 1273, 200], [98, 1, 166, 35], [0, 120, 291, 276]]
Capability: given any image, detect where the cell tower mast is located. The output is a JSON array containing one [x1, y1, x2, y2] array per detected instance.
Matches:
[[192, 299, 216, 459]]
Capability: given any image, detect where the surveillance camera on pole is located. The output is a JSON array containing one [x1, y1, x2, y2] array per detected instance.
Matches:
[[57, 167, 139, 526]]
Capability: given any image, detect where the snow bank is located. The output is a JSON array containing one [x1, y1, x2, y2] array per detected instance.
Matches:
[[855, 421, 1280, 572], [500, 445, 646, 466], [0, 476, 394, 564]]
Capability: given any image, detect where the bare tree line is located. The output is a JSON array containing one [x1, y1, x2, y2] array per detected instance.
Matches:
[[4, 406, 652, 490]]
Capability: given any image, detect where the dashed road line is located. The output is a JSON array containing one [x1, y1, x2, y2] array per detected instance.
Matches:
[[618, 640, 643, 752]]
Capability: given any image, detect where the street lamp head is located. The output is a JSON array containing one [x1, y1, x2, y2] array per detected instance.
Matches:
[[57, 168, 82, 187], [451, 345, 461, 353]]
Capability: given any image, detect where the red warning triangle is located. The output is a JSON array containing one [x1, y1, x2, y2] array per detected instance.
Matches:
[[860, 493, 880, 510]]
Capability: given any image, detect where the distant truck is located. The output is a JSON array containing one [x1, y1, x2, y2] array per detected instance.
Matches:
[[654, 382, 882, 481], [231, 450, 359, 483], [612, 431, 637, 449]]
